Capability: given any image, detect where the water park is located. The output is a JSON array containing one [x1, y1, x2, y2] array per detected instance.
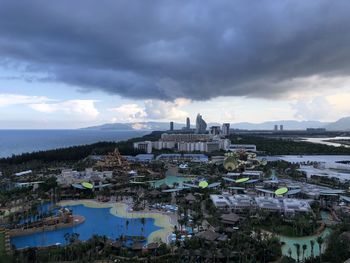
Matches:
[[10, 200, 176, 249]]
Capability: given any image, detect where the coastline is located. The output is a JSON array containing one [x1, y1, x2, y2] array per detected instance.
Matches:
[[58, 200, 177, 243]]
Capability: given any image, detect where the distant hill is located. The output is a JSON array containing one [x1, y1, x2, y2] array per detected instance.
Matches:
[[232, 120, 328, 130], [324, 117, 350, 131], [83, 122, 186, 131], [82, 117, 350, 131]]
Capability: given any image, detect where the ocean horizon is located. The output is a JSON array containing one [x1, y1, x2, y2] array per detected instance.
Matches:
[[0, 129, 149, 158]]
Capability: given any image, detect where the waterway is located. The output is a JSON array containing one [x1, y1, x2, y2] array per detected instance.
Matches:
[[11, 202, 162, 249], [303, 136, 350, 148], [280, 228, 331, 260], [280, 211, 334, 260]]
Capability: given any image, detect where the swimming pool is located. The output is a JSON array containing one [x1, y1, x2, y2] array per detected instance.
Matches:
[[11, 203, 162, 249], [153, 168, 193, 188]]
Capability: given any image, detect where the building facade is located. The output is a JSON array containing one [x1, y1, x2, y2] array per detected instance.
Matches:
[[210, 126, 221, 135], [195, 113, 207, 134], [133, 141, 152, 154], [228, 144, 257, 152], [222, 123, 230, 135], [186, 117, 190, 130]]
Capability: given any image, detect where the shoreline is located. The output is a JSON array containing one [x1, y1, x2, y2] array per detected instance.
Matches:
[[58, 199, 177, 243]]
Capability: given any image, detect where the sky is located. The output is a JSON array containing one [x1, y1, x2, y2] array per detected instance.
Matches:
[[1, 0, 350, 129]]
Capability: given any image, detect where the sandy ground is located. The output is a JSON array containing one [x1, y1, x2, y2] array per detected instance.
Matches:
[[58, 200, 177, 243]]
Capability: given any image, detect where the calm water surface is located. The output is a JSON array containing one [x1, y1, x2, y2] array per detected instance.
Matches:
[[11, 204, 161, 249], [303, 136, 350, 148], [0, 130, 149, 158]]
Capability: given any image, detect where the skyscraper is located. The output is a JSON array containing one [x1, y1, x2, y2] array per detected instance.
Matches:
[[210, 126, 221, 135], [222, 123, 230, 135], [186, 117, 190, 130], [274, 125, 278, 131], [170, 121, 174, 131], [280, 125, 284, 131], [195, 114, 207, 134]]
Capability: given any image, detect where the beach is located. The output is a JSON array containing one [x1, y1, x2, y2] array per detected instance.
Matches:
[[58, 200, 177, 243]]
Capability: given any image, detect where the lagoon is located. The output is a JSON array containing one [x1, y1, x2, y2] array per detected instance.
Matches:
[[280, 228, 331, 260], [11, 202, 163, 249]]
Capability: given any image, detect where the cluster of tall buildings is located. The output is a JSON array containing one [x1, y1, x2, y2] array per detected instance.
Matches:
[[274, 124, 284, 131], [169, 114, 231, 136], [134, 132, 231, 154], [133, 113, 233, 154], [209, 123, 230, 136]]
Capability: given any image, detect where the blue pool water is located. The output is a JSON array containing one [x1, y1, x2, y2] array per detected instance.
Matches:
[[11, 204, 162, 249]]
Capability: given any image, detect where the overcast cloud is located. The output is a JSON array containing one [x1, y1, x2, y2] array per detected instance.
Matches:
[[1, 1, 350, 101]]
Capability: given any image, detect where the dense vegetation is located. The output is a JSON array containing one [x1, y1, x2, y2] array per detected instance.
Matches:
[[229, 135, 350, 155]]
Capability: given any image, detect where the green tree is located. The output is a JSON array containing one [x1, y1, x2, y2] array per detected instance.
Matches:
[[302, 244, 307, 262], [316, 236, 324, 262], [294, 243, 301, 263], [310, 240, 315, 260]]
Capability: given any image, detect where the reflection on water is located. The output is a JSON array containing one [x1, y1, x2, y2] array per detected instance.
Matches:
[[280, 211, 334, 260], [280, 228, 331, 260]]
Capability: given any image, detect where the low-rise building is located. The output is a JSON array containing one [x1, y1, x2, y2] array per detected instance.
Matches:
[[133, 141, 152, 154], [210, 195, 231, 209], [211, 194, 311, 216], [161, 133, 213, 142], [227, 194, 255, 213], [183, 154, 208, 163], [135, 154, 154, 163], [283, 199, 311, 216], [228, 144, 257, 152], [255, 196, 282, 213]]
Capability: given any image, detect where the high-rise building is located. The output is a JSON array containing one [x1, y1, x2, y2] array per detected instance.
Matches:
[[210, 126, 221, 135], [170, 121, 174, 131], [195, 114, 207, 134], [186, 117, 190, 130], [274, 125, 278, 131], [222, 123, 230, 135], [280, 125, 284, 131]]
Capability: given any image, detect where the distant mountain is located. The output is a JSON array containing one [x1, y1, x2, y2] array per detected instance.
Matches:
[[82, 117, 350, 131], [324, 117, 350, 131], [231, 120, 328, 130], [83, 122, 186, 131]]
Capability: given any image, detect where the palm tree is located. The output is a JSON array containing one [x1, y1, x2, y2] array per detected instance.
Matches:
[[302, 244, 307, 262], [140, 217, 146, 236], [288, 247, 292, 259], [125, 220, 129, 231], [294, 243, 301, 263], [310, 240, 315, 260], [316, 236, 324, 262]]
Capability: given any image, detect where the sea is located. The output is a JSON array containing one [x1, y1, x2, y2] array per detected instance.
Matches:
[[0, 129, 150, 158]]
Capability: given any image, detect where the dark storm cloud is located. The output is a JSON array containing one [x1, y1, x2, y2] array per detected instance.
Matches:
[[1, 0, 350, 100]]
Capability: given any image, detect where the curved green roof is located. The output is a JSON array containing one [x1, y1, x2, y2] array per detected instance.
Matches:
[[235, 177, 250, 183], [275, 187, 288, 195], [82, 182, 93, 189], [199, 181, 209, 189]]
